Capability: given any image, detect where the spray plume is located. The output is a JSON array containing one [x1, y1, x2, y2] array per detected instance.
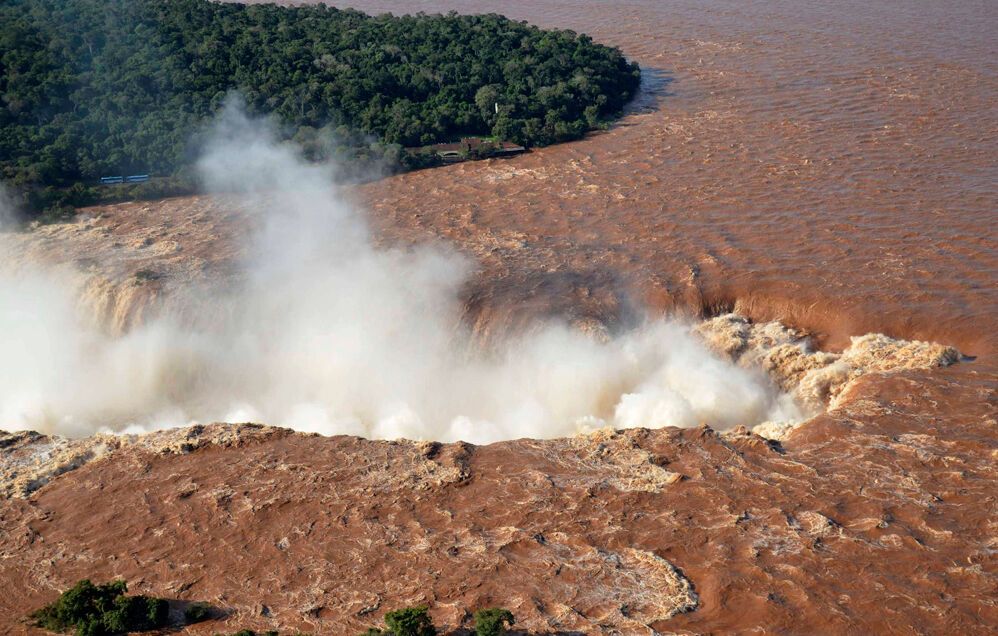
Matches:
[[0, 103, 807, 442]]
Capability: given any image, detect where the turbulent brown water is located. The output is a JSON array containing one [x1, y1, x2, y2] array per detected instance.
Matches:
[[322, 0, 997, 448], [327, 0, 997, 354]]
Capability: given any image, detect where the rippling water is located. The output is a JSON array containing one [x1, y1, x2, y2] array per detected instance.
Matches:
[[277, 0, 997, 360]]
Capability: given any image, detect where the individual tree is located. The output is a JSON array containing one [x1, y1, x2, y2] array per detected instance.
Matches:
[[383, 606, 437, 636], [473, 607, 516, 636]]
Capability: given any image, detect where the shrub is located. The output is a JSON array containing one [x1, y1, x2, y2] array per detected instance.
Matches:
[[384, 606, 436, 636], [30, 579, 171, 635], [360, 605, 436, 636], [473, 608, 515, 636]]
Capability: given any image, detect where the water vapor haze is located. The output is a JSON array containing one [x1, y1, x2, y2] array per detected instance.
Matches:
[[0, 183, 18, 230], [0, 103, 808, 442]]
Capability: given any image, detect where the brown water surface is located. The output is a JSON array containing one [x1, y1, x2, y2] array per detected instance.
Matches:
[[293, 0, 998, 359]]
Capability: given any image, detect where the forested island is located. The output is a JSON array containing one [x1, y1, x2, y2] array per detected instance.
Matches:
[[0, 0, 641, 218]]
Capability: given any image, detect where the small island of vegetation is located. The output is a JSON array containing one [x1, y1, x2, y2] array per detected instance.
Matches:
[[29, 579, 515, 636], [29, 579, 170, 635], [0, 0, 641, 218]]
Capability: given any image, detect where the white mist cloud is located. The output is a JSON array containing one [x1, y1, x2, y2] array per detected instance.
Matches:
[[0, 102, 808, 442]]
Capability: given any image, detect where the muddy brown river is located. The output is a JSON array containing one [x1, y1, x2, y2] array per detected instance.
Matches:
[[317, 0, 997, 354]]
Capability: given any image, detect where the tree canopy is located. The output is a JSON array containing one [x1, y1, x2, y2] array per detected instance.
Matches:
[[30, 579, 170, 635], [0, 0, 640, 217]]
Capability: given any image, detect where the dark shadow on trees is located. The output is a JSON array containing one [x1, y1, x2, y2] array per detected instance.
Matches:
[[621, 66, 676, 118], [158, 599, 230, 632]]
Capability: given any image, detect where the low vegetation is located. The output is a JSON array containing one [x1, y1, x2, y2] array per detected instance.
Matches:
[[361, 605, 515, 636], [30, 581, 515, 636], [362, 605, 437, 636], [0, 0, 641, 218], [473, 608, 516, 636]]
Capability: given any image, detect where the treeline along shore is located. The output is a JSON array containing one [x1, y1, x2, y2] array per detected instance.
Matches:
[[0, 0, 641, 219]]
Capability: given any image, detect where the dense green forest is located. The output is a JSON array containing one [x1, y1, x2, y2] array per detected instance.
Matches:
[[0, 0, 640, 218]]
